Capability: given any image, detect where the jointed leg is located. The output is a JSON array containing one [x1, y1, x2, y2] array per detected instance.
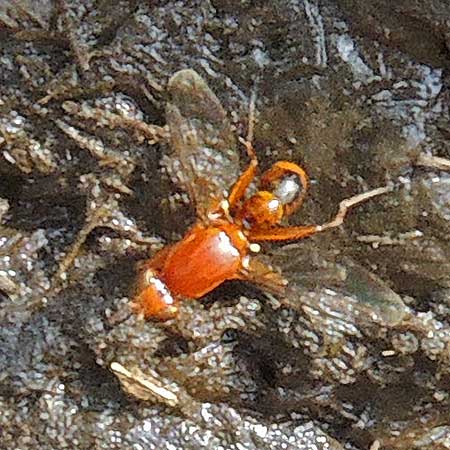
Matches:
[[249, 224, 318, 242], [227, 139, 259, 209], [248, 185, 393, 242], [315, 185, 392, 231], [260, 161, 309, 217], [228, 82, 260, 209], [235, 256, 288, 294]]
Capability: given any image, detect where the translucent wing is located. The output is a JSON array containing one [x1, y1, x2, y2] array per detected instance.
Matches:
[[164, 70, 240, 218]]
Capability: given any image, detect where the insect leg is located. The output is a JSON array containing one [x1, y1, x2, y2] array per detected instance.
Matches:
[[248, 185, 392, 242], [236, 256, 288, 294], [227, 139, 259, 209], [227, 80, 260, 209]]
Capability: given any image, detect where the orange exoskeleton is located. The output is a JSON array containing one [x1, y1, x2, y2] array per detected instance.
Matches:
[[133, 70, 390, 320]]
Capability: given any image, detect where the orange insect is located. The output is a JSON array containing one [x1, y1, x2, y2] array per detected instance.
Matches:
[[133, 70, 390, 320]]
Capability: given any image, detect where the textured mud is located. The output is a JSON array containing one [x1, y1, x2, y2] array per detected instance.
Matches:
[[1, 1, 450, 449]]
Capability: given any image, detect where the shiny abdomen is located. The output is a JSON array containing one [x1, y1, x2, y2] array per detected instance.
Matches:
[[161, 223, 248, 298]]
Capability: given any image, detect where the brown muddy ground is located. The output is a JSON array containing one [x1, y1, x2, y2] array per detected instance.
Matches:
[[1, 1, 450, 449]]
